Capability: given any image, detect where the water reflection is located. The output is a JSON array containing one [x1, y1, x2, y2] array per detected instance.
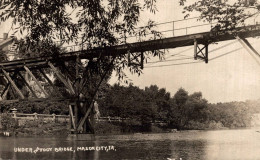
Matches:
[[204, 129, 260, 160], [170, 140, 206, 160], [0, 129, 260, 159]]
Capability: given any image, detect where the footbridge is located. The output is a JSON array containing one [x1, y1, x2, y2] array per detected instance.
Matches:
[[1, 17, 260, 135]]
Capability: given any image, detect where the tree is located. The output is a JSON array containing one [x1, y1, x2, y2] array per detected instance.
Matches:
[[0, 0, 163, 89], [180, 0, 260, 32], [0, 0, 163, 133], [168, 88, 189, 129], [144, 85, 171, 121], [168, 89, 209, 129], [184, 92, 208, 123], [0, 0, 163, 104], [173, 88, 188, 106], [0, 0, 162, 78]]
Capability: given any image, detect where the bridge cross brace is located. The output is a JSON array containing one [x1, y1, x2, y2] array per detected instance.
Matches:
[[194, 39, 208, 63], [128, 52, 144, 69]]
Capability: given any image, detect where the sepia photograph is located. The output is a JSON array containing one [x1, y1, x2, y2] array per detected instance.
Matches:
[[1, 0, 260, 159]]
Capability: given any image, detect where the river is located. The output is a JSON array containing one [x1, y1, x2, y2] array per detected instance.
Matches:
[[1, 129, 260, 159]]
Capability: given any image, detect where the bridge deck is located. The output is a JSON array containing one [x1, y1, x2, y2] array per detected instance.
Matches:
[[1, 24, 260, 71]]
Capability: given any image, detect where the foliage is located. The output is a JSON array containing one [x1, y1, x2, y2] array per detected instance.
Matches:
[[208, 101, 251, 128], [99, 84, 170, 124], [0, 1, 165, 121], [16, 119, 69, 136], [99, 84, 256, 130], [0, 0, 163, 83], [168, 89, 209, 129], [180, 0, 260, 32], [0, 101, 68, 115], [0, 113, 18, 131]]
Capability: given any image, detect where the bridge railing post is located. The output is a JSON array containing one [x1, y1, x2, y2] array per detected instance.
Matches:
[[33, 113, 38, 120], [52, 113, 56, 122], [173, 21, 174, 36]]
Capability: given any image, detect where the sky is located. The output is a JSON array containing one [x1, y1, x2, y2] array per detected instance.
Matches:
[[108, 1, 260, 103], [1, 1, 260, 103]]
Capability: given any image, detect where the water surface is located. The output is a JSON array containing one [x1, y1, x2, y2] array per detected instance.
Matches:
[[1, 129, 260, 159]]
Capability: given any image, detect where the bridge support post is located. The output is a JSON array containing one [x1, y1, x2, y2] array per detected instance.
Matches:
[[69, 104, 76, 133], [194, 39, 209, 63], [127, 52, 145, 68], [2, 69, 25, 99]]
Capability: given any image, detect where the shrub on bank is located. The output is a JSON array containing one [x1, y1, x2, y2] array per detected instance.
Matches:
[[16, 119, 69, 137], [94, 120, 166, 134], [184, 120, 226, 130], [0, 116, 69, 137], [0, 113, 18, 132]]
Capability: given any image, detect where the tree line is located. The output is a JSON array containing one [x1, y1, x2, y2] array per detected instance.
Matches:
[[1, 82, 259, 130], [98, 84, 259, 130]]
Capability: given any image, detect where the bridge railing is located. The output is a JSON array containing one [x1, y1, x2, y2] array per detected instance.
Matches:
[[3, 112, 127, 123], [9, 112, 70, 123], [58, 14, 260, 53], [59, 17, 211, 52]]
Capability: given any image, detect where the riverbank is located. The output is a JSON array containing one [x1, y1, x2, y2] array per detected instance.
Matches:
[[0, 114, 243, 137], [0, 118, 170, 137]]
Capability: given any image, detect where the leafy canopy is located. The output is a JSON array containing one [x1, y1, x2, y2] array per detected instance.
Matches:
[[0, 0, 158, 49], [0, 0, 162, 82], [180, 0, 260, 31]]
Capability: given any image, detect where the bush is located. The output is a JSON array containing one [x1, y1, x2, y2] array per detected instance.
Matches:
[[16, 119, 69, 137], [207, 120, 225, 129], [0, 113, 18, 131]]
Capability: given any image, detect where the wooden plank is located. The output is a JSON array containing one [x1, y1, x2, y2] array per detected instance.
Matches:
[[2, 69, 24, 99], [75, 103, 78, 132], [24, 66, 49, 97], [38, 68, 61, 95], [1, 83, 10, 98], [205, 44, 208, 63], [38, 69, 54, 86], [2, 85, 9, 100], [194, 39, 197, 60], [0, 61, 47, 72], [0, 97, 72, 104], [75, 55, 80, 96], [48, 62, 75, 94], [69, 105, 76, 130], [17, 71, 38, 98], [0, 38, 14, 49], [77, 101, 94, 131], [141, 52, 144, 69]]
